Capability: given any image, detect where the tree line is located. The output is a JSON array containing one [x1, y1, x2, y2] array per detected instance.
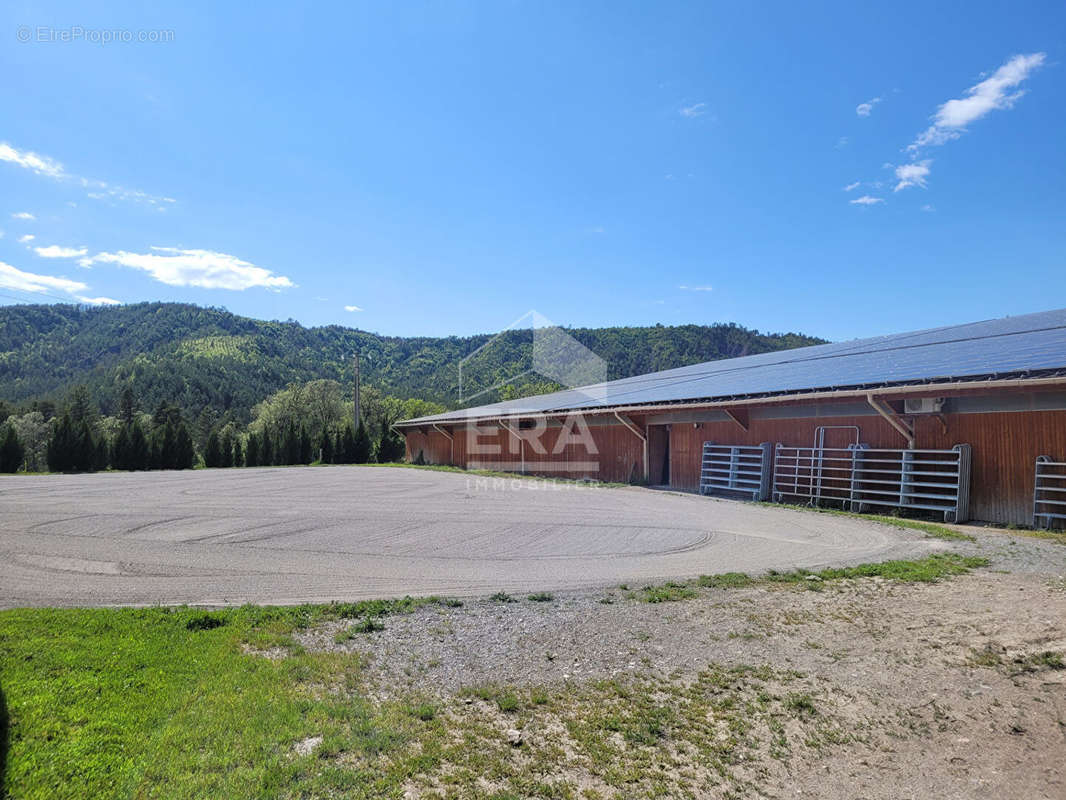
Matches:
[[0, 379, 419, 474]]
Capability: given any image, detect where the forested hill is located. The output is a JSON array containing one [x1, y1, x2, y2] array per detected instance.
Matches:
[[0, 302, 824, 423]]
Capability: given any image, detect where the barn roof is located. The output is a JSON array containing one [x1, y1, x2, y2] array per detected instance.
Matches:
[[396, 308, 1066, 426]]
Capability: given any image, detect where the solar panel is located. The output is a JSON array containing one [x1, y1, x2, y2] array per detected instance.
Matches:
[[399, 308, 1066, 425]]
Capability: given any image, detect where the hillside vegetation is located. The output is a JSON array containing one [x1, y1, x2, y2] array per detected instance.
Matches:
[[0, 302, 823, 424]]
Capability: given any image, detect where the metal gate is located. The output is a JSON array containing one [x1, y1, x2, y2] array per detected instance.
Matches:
[[773, 444, 971, 523], [1034, 456, 1066, 528], [699, 442, 773, 501]]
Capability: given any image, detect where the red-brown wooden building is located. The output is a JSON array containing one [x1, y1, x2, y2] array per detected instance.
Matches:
[[397, 309, 1066, 526]]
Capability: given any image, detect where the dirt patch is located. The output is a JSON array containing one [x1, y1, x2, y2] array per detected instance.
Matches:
[[290, 530, 1066, 798]]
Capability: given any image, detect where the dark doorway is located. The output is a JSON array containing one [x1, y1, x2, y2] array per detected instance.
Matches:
[[647, 425, 671, 486]]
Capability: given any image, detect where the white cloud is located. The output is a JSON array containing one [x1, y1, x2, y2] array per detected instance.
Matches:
[[894, 160, 932, 191], [921, 204, 935, 212], [679, 103, 707, 118], [75, 295, 121, 306], [11, 212, 35, 220], [18, 234, 34, 243], [80, 247, 295, 291], [843, 181, 861, 192], [0, 260, 88, 295], [910, 53, 1045, 150], [0, 141, 174, 208], [850, 195, 884, 205], [856, 96, 882, 117], [678, 285, 713, 292], [344, 304, 363, 312], [836, 136, 849, 148], [34, 245, 88, 259], [0, 143, 65, 178]]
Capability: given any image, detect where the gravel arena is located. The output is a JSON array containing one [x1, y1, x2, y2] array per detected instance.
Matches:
[[2, 465, 940, 608], [3, 465, 1065, 799]]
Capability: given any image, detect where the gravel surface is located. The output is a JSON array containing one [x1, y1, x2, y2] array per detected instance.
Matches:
[[0, 466, 941, 607], [293, 527, 1066, 799]]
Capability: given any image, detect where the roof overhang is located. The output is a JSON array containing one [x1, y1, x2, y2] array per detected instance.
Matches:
[[394, 373, 1066, 429]]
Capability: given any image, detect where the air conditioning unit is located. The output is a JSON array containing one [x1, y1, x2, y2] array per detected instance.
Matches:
[[903, 397, 944, 414]]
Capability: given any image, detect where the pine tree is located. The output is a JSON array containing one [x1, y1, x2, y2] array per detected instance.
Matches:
[[47, 414, 73, 472], [353, 419, 373, 464], [377, 427, 405, 463], [318, 429, 334, 464], [173, 423, 195, 470], [261, 429, 275, 466], [204, 430, 222, 468], [232, 437, 244, 467], [112, 424, 131, 470], [69, 385, 95, 425], [283, 421, 299, 465], [299, 426, 312, 464], [220, 430, 234, 467], [245, 432, 261, 467], [337, 424, 357, 464], [0, 425, 24, 473], [119, 387, 136, 425], [129, 422, 150, 471]]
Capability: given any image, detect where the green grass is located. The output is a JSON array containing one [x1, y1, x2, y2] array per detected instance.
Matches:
[[527, 592, 554, 603], [0, 549, 992, 799], [631, 553, 990, 604], [489, 591, 517, 603]]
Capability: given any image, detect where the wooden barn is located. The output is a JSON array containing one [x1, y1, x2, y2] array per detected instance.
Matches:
[[396, 309, 1066, 526]]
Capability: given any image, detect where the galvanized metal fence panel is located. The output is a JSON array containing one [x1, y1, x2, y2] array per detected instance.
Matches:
[[773, 444, 971, 523], [1034, 456, 1066, 528], [699, 442, 773, 501]]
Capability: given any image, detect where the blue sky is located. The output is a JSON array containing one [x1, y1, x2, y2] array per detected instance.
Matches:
[[1, 1, 1063, 341]]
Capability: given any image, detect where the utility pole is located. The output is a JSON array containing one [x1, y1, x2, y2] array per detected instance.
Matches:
[[353, 352, 361, 427]]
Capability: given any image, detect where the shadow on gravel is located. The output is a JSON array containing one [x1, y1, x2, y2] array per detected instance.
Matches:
[[0, 683, 7, 799]]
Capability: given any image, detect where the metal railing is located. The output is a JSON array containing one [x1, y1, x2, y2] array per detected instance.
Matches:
[[773, 444, 971, 523], [699, 442, 773, 501], [1034, 456, 1066, 528]]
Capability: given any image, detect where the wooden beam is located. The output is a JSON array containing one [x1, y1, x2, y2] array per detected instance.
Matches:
[[722, 407, 749, 432], [867, 393, 915, 448]]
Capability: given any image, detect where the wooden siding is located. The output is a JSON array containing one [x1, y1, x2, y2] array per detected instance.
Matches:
[[667, 410, 1066, 524], [403, 405, 1066, 524]]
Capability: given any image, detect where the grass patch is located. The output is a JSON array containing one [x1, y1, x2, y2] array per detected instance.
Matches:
[[335, 617, 386, 641], [527, 592, 554, 603], [638, 581, 698, 603], [489, 591, 517, 603], [697, 571, 757, 589], [330, 594, 460, 619], [629, 553, 990, 606], [970, 644, 1066, 674]]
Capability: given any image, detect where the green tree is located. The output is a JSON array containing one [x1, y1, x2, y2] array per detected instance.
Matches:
[[318, 428, 334, 464], [282, 421, 299, 465], [376, 427, 405, 463], [173, 422, 195, 470], [204, 430, 222, 468], [128, 422, 150, 470], [0, 425, 24, 472], [336, 424, 357, 464], [353, 419, 373, 464], [68, 384, 96, 425], [232, 436, 244, 467], [219, 430, 234, 467], [245, 431, 261, 467], [119, 386, 136, 425]]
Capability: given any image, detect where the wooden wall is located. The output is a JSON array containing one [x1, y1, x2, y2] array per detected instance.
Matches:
[[666, 410, 1066, 524], [403, 407, 1066, 524]]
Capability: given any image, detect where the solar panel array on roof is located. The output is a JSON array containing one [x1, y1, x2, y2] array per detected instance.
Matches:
[[397, 308, 1066, 426]]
